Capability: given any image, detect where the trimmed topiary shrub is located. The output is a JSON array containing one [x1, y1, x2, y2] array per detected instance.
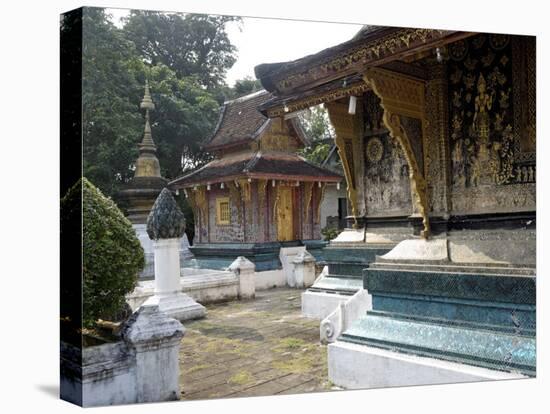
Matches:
[[63, 178, 144, 328]]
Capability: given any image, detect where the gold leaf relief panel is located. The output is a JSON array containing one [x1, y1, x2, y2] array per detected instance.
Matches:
[[448, 34, 536, 213]]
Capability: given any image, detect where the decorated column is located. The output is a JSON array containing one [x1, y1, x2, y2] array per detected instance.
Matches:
[[145, 188, 206, 321]]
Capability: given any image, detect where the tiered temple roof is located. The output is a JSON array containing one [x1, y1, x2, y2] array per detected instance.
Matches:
[[169, 90, 341, 189]]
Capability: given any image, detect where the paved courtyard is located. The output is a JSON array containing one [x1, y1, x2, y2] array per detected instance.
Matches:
[[179, 288, 335, 400]]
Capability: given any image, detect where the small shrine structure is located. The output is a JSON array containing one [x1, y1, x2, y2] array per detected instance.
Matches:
[[169, 90, 342, 286]]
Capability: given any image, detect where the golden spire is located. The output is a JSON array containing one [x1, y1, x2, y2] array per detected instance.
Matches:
[[138, 79, 157, 152], [134, 80, 161, 178]]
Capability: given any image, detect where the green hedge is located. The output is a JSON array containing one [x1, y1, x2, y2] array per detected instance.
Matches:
[[63, 178, 144, 328]]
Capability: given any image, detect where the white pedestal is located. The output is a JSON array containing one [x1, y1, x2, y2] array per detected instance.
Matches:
[[134, 224, 193, 279], [228, 256, 256, 299], [145, 238, 205, 321], [292, 251, 316, 288], [280, 246, 306, 287]]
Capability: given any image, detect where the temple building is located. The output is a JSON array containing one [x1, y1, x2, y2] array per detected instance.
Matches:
[[255, 27, 536, 386], [118, 81, 191, 278], [168, 90, 342, 287]]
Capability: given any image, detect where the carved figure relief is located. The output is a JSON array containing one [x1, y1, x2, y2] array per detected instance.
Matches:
[[448, 34, 536, 213], [366, 137, 384, 162], [364, 133, 412, 216]]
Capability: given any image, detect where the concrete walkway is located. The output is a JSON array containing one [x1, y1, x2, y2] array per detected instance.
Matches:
[[179, 288, 334, 400]]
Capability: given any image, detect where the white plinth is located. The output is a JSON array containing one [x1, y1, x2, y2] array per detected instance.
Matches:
[[144, 292, 205, 321], [147, 238, 205, 321], [328, 341, 526, 390], [280, 246, 306, 287]]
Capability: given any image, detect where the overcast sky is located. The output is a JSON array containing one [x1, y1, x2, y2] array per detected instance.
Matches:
[[107, 7, 361, 86]]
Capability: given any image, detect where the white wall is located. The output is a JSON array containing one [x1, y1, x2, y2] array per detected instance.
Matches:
[[319, 184, 348, 229]]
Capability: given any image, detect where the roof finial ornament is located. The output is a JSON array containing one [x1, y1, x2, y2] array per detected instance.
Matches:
[[139, 79, 156, 152]]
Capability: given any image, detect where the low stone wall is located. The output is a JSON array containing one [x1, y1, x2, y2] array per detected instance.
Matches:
[[127, 268, 240, 311], [61, 301, 185, 407], [61, 341, 137, 407]]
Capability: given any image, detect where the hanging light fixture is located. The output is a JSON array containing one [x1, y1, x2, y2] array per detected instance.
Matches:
[[436, 47, 443, 63], [348, 96, 357, 115], [206, 184, 211, 191], [220, 182, 225, 189], [337, 182, 341, 190]]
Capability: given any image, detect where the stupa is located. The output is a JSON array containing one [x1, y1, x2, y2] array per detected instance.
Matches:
[[118, 81, 192, 278]]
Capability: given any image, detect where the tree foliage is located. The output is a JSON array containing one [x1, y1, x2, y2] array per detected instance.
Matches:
[[298, 105, 335, 165], [64, 178, 144, 328], [81, 9, 237, 197], [231, 76, 263, 98], [123, 11, 240, 89]]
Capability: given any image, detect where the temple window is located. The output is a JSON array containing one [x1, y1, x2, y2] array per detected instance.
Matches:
[[216, 197, 231, 225]]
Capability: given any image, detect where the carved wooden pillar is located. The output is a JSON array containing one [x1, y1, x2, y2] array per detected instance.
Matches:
[[363, 67, 431, 238], [425, 63, 451, 216], [325, 100, 365, 228]]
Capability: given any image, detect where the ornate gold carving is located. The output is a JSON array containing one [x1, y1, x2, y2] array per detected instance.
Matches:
[[304, 181, 314, 222], [266, 82, 370, 118], [274, 28, 452, 94], [194, 186, 208, 227], [227, 181, 242, 223], [363, 67, 425, 117], [237, 179, 252, 224], [238, 179, 251, 203], [425, 64, 451, 214], [257, 179, 268, 210], [363, 67, 431, 237], [449, 39, 468, 61], [366, 137, 384, 162], [326, 100, 364, 228], [260, 118, 300, 151], [489, 34, 510, 50], [473, 73, 493, 146], [512, 36, 536, 161], [494, 125, 514, 184], [272, 183, 281, 219]]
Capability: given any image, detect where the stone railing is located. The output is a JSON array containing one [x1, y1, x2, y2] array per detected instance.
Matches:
[[320, 288, 372, 344]]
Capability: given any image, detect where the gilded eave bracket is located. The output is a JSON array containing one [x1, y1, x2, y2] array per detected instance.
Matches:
[[363, 67, 431, 238], [325, 100, 365, 229]]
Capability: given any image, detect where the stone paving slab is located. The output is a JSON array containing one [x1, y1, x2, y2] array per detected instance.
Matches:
[[179, 288, 336, 401]]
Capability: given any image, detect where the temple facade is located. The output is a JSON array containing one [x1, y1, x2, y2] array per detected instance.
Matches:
[[169, 91, 341, 284], [255, 27, 536, 385]]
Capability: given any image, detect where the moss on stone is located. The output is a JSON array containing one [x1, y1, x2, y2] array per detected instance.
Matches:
[[228, 370, 255, 385], [276, 337, 308, 350], [186, 364, 212, 374]]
